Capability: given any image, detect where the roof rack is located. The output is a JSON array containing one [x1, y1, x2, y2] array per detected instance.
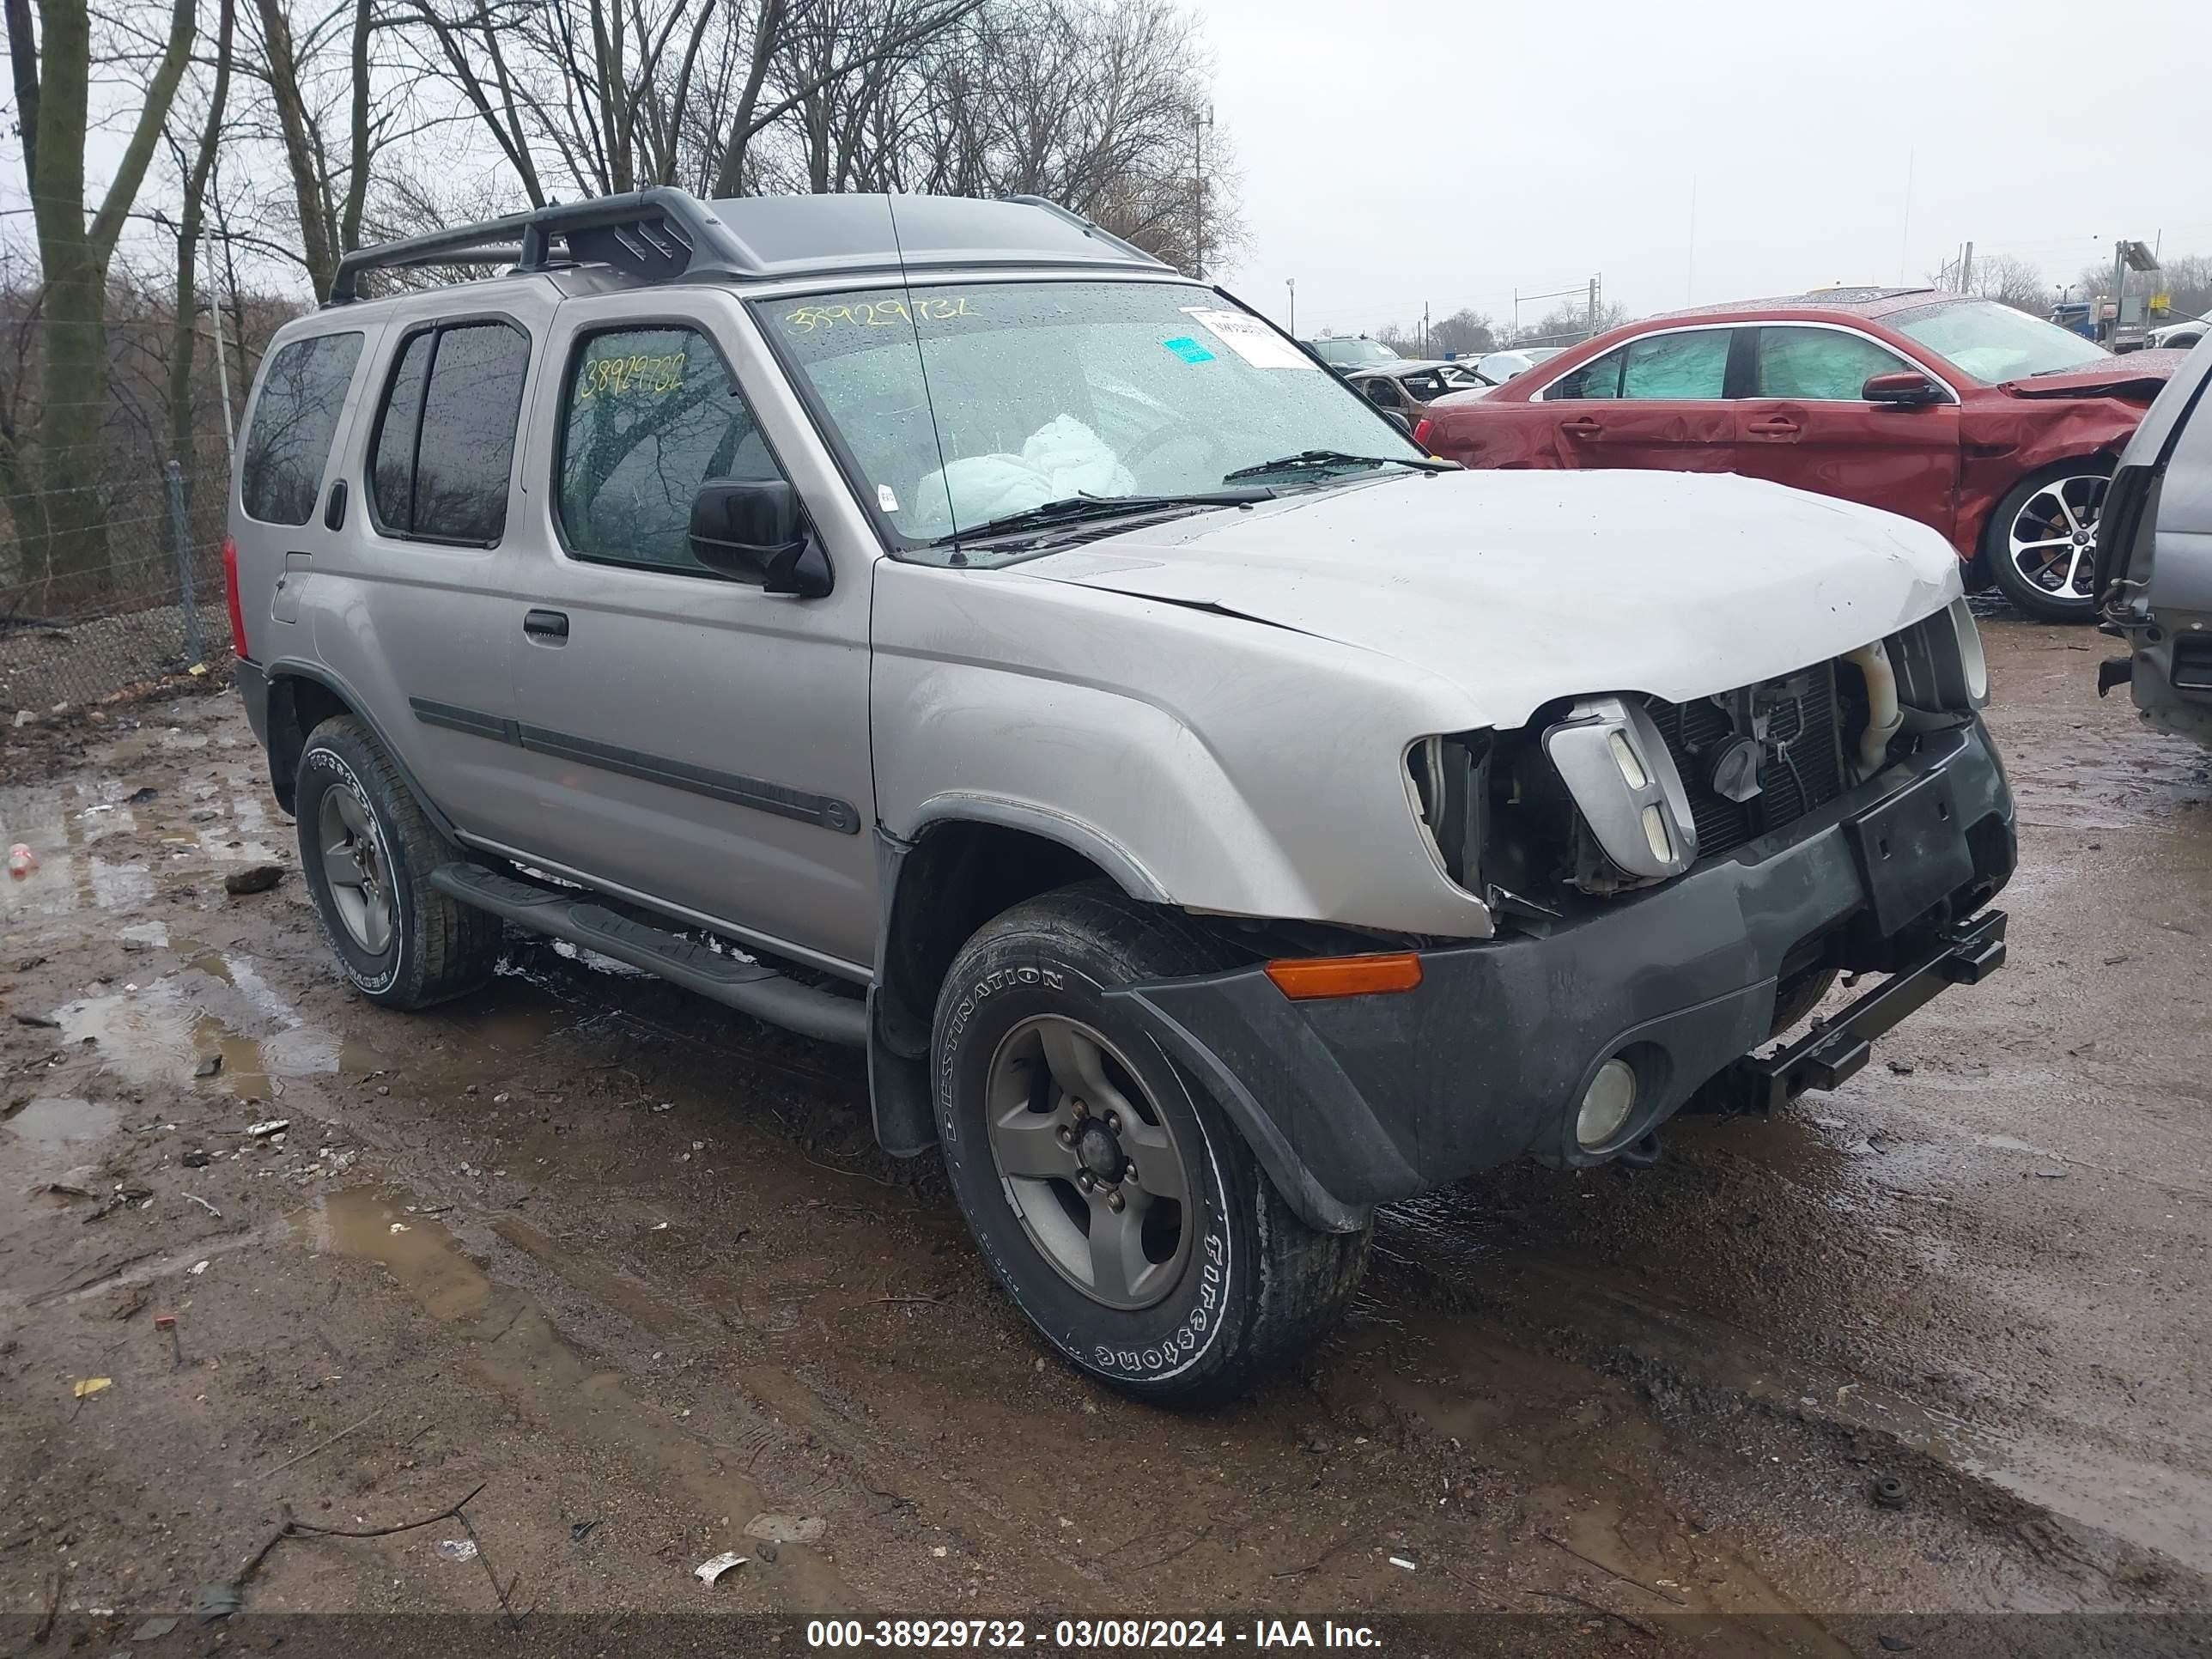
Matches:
[[999, 195, 1167, 270], [326, 186, 752, 307], [326, 186, 1170, 306]]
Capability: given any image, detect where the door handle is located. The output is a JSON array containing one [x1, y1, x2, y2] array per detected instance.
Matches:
[[523, 609, 569, 642], [324, 479, 348, 531], [1559, 417, 1604, 438], [1747, 418, 1802, 439]]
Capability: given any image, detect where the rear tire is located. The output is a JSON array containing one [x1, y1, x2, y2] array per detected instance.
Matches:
[[933, 882, 1370, 1404], [1983, 462, 2109, 623], [295, 715, 500, 1009]]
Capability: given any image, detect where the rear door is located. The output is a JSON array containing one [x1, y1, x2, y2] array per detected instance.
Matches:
[[1533, 326, 1735, 470], [307, 299, 554, 851], [1735, 324, 1960, 538], [493, 289, 879, 974]]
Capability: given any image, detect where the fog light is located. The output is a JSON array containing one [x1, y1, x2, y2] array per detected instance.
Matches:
[[1639, 804, 1673, 865], [1577, 1058, 1638, 1148]]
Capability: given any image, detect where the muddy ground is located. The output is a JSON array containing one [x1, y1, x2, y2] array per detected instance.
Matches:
[[2, 615, 2209, 1653]]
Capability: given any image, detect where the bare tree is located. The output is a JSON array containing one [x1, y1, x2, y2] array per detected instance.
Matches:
[[3, 0, 198, 602], [1968, 253, 2050, 315], [168, 0, 239, 494]]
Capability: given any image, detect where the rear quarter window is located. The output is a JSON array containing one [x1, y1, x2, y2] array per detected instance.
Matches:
[[240, 332, 364, 526]]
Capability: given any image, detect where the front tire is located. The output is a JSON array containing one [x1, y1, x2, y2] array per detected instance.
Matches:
[[933, 883, 1370, 1404], [1983, 462, 2109, 623], [295, 715, 500, 1009]]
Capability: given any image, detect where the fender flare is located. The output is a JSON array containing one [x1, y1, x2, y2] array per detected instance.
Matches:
[[866, 797, 1172, 1160], [903, 793, 1173, 904], [263, 657, 462, 842]]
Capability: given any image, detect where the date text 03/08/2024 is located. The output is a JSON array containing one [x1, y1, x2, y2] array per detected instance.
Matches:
[[805, 1620, 1384, 1650]]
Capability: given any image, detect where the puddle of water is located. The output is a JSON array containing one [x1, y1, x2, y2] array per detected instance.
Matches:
[[1972, 1132, 2061, 1159], [7, 1095, 122, 1155], [297, 1189, 493, 1320], [3, 764, 283, 920], [55, 956, 385, 1097]]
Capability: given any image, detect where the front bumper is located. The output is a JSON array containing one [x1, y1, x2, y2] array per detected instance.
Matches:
[[1106, 718, 2014, 1234]]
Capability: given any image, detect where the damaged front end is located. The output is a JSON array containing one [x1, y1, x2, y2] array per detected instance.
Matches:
[[1102, 596, 2015, 1233], [1404, 596, 1995, 936]]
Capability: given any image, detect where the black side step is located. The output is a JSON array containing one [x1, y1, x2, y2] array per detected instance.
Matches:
[[428, 864, 866, 1047]]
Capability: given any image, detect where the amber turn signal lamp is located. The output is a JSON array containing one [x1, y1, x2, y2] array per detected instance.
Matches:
[[1264, 953, 1424, 1000]]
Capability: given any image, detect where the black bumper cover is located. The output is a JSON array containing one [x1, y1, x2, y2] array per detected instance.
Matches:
[[235, 657, 270, 747], [1105, 719, 2014, 1234]]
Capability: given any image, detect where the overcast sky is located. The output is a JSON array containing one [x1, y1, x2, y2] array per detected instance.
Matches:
[[1201, 0, 2212, 339]]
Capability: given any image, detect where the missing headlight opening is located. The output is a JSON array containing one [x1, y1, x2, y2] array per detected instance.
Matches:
[[1406, 730, 1489, 891], [1416, 622, 1988, 922]]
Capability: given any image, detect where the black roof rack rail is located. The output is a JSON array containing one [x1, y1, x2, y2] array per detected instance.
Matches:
[[999, 195, 1167, 270], [325, 185, 753, 307]]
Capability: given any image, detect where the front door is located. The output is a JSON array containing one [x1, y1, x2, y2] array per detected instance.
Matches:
[[1535, 326, 1736, 471], [494, 290, 879, 975], [1734, 325, 1960, 540]]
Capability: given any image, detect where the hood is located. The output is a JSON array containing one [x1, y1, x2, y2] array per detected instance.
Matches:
[[1999, 350, 2185, 401], [1014, 469, 1961, 729]]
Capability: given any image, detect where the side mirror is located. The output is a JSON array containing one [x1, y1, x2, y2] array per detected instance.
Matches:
[[688, 478, 831, 597], [1863, 370, 1944, 408], [1378, 409, 1413, 435]]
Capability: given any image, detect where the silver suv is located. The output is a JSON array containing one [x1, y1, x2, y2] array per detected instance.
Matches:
[[226, 188, 2015, 1401], [2097, 329, 2212, 742]]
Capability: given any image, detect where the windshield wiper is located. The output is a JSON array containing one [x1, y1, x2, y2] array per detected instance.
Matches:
[[933, 489, 1273, 545], [1221, 449, 1458, 483]]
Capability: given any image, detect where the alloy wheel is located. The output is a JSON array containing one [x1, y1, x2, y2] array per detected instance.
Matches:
[[317, 784, 392, 955], [981, 1014, 1193, 1311], [2006, 472, 2107, 605]]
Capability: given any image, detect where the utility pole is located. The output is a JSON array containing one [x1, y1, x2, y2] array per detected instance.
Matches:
[[1285, 276, 1296, 337], [1586, 274, 1601, 335], [1960, 240, 1974, 296], [2111, 240, 2128, 344], [204, 227, 236, 462], [1422, 301, 1431, 358]]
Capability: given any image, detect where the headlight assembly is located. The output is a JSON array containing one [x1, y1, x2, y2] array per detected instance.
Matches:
[[1542, 696, 1698, 881]]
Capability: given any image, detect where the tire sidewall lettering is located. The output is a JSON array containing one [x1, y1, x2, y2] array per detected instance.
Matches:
[[301, 744, 404, 996], [934, 943, 1240, 1388]]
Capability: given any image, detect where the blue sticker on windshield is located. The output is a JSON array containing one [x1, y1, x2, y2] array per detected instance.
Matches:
[[1162, 336, 1216, 363]]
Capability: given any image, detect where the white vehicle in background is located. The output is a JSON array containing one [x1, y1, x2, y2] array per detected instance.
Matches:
[[2148, 316, 2206, 351], [1472, 346, 1567, 384]]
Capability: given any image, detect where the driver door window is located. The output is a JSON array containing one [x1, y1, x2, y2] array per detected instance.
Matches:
[[1755, 327, 1915, 400], [557, 325, 784, 575]]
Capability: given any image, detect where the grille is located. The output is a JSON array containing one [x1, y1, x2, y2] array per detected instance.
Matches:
[[1643, 662, 1846, 860]]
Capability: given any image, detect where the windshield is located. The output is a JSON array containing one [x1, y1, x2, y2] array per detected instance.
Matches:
[[1311, 337, 1402, 368], [1892, 299, 2110, 384], [764, 281, 1424, 557]]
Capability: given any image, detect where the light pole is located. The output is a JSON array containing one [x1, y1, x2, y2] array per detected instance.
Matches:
[[1191, 104, 1214, 278], [1285, 277, 1296, 337]]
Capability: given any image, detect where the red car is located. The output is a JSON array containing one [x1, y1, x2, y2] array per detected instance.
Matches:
[[1417, 289, 2185, 621]]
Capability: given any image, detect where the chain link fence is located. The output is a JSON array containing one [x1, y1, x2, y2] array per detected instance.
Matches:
[[1, 442, 235, 721]]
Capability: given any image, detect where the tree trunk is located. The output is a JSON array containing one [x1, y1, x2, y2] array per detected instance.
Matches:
[[24, 0, 100, 606], [17, 0, 197, 609], [171, 0, 236, 510], [258, 0, 338, 299]]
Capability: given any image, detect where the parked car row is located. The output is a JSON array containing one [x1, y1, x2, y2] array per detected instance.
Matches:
[[230, 189, 2016, 1399]]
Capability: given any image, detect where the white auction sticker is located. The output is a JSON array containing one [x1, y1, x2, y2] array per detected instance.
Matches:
[[1183, 307, 1315, 370]]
